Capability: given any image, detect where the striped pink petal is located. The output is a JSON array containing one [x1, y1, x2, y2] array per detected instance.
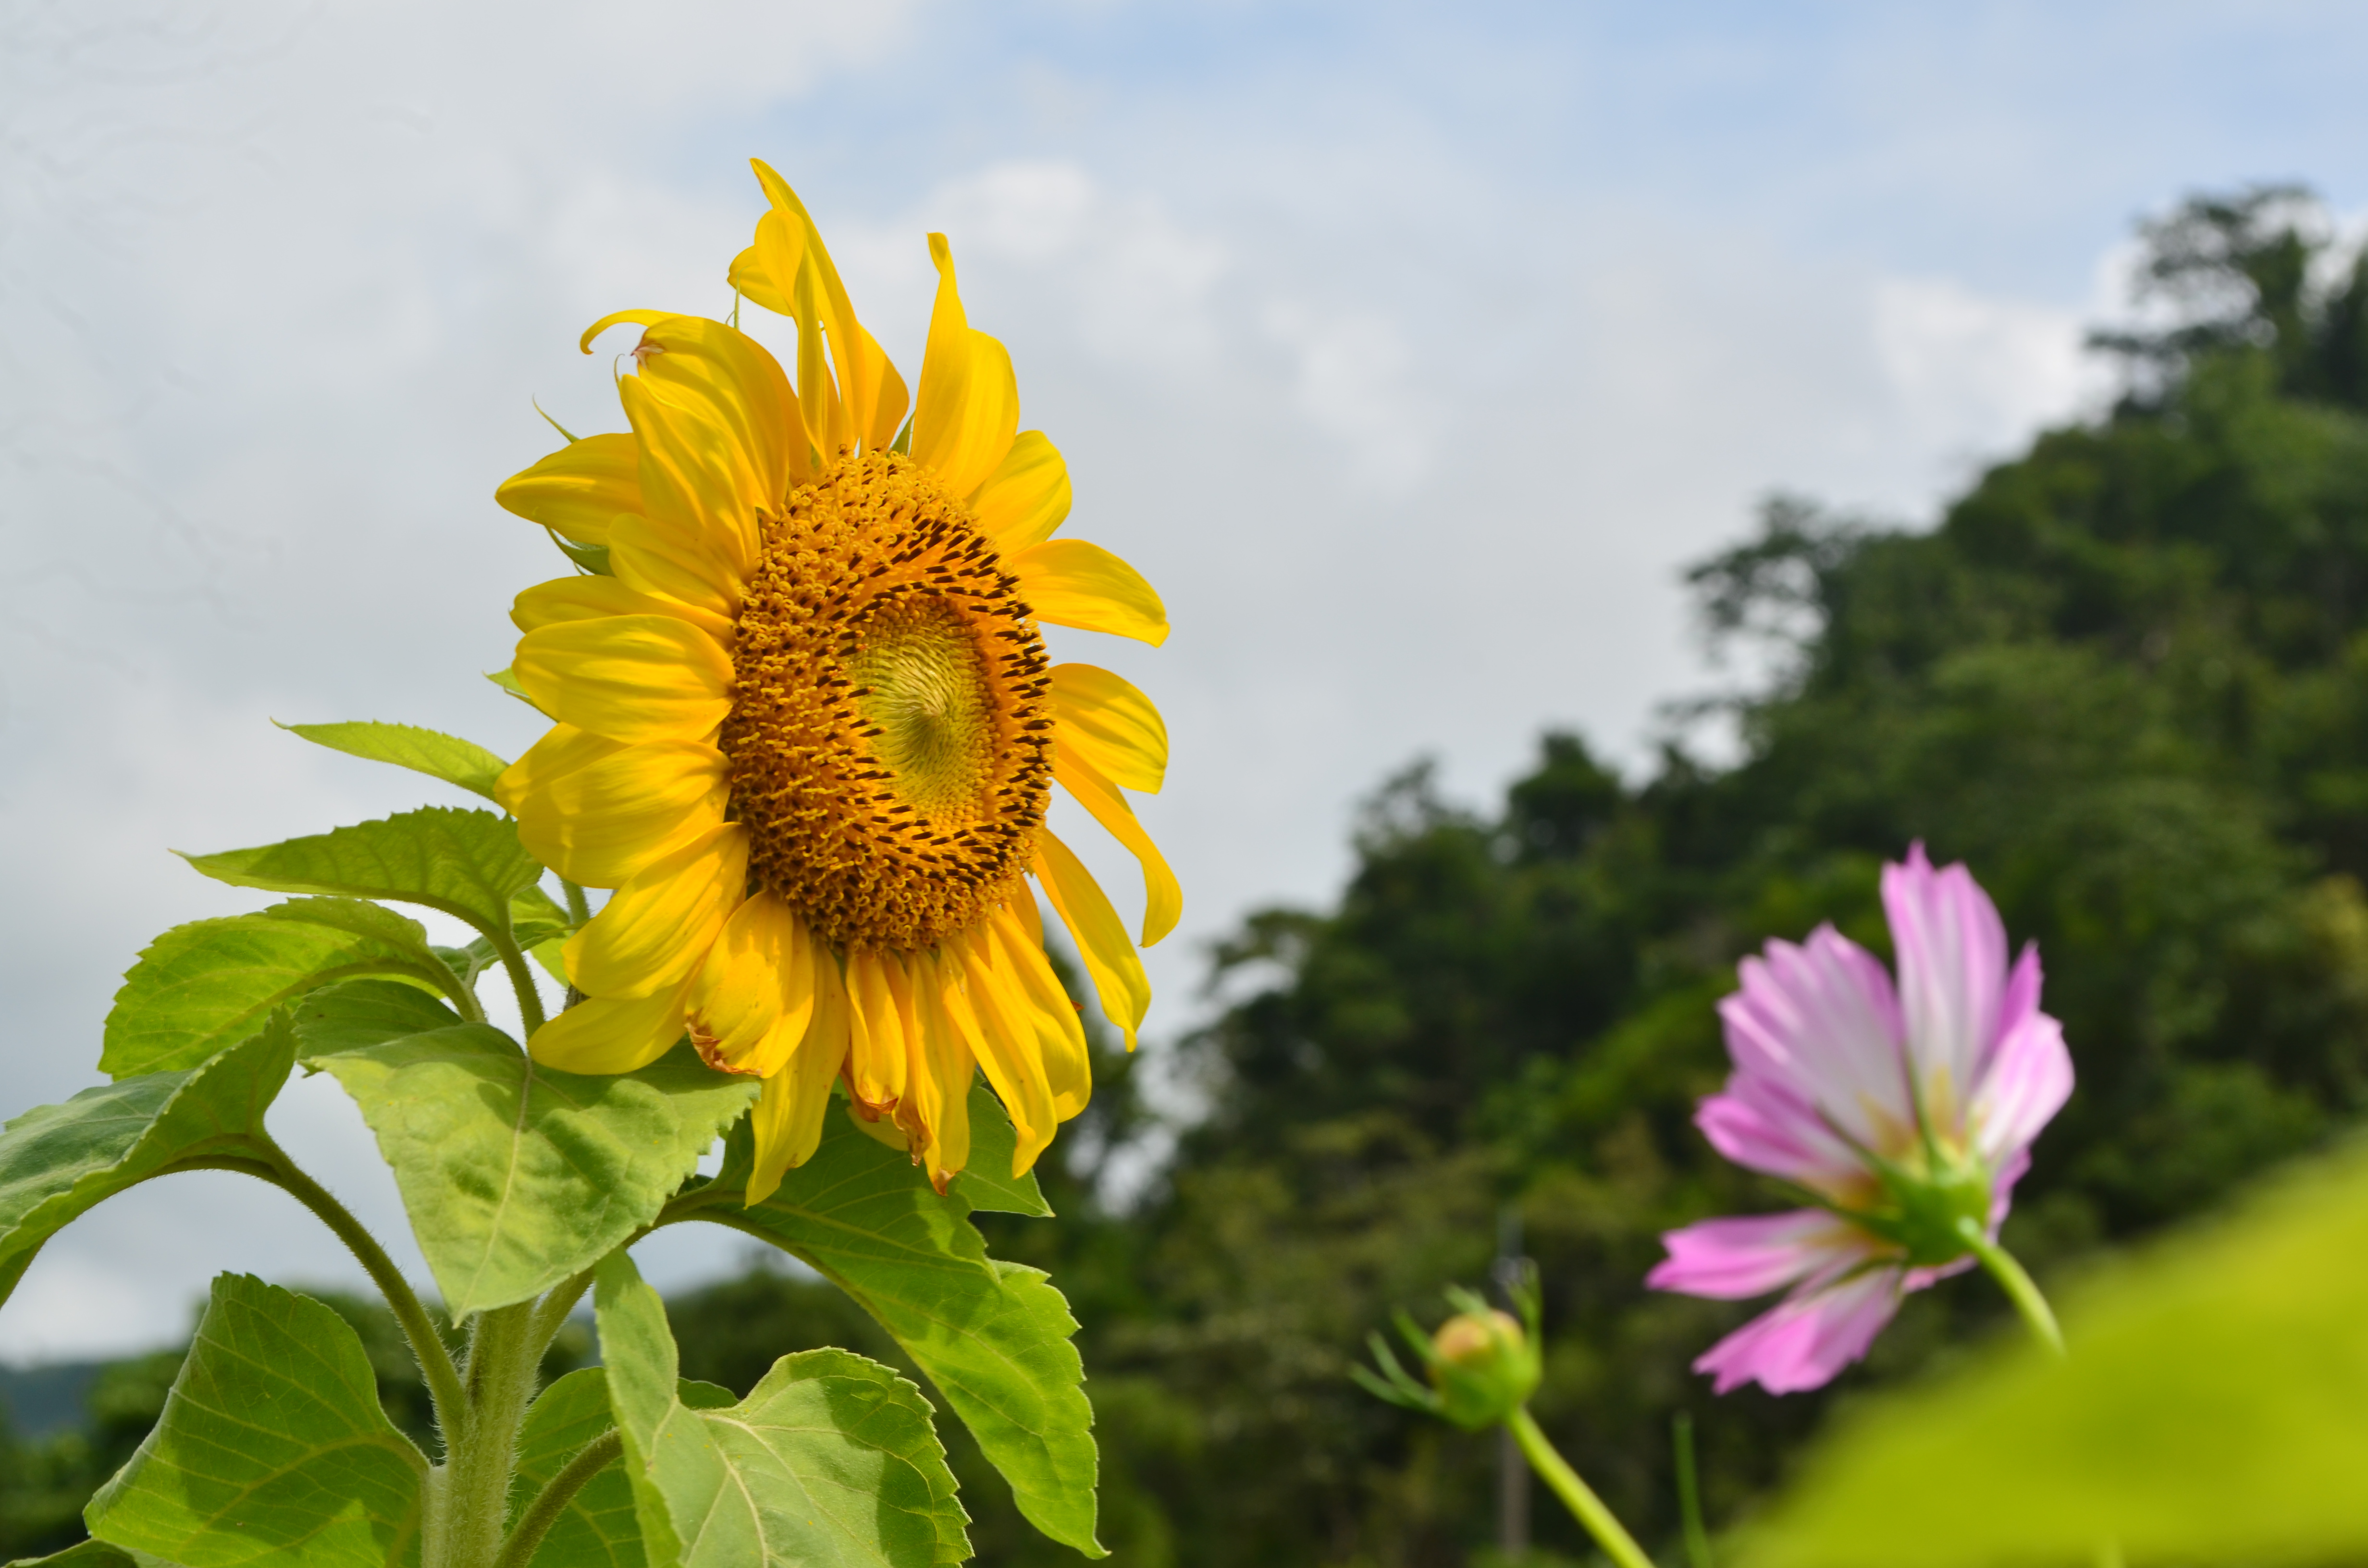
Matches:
[[1648, 1210, 1865, 1299], [1883, 842, 2009, 1134], [1691, 1264, 1905, 1395], [1719, 925, 1913, 1156]]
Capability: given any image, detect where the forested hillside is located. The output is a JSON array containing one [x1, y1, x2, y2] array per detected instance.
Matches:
[[11, 186, 2368, 1566]]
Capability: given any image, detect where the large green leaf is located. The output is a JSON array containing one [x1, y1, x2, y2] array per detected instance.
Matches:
[[0, 1023, 294, 1310], [593, 1253, 970, 1568], [307, 1029, 755, 1315], [179, 808, 543, 942], [511, 1368, 640, 1568], [682, 1085, 1097, 1555], [86, 1274, 426, 1568], [1744, 1134, 2368, 1568], [5, 1538, 175, 1566], [288, 980, 465, 1057], [280, 720, 509, 801], [103, 899, 468, 1078]]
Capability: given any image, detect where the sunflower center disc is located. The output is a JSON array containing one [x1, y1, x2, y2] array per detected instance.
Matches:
[[721, 452, 1052, 952]]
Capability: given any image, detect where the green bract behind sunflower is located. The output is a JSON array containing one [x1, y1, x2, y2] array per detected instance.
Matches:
[[494, 158, 1178, 1201]]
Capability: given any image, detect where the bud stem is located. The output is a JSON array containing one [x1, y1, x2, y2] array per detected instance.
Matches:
[[1506, 1408, 1655, 1568], [1954, 1216, 2066, 1360]]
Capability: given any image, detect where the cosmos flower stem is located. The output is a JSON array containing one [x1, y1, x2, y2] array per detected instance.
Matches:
[[1506, 1408, 1656, 1568], [1955, 1216, 2066, 1360], [1673, 1412, 1714, 1568]]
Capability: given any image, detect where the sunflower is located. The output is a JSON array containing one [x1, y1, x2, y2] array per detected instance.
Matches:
[[491, 159, 1178, 1201]]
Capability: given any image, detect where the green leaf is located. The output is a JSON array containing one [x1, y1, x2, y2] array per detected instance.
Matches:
[[593, 1252, 970, 1568], [279, 720, 510, 802], [950, 1082, 1052, 1217], [684, 1083, 1097, 1554], [288, 980, 465, 1056], [487, 666, 549, 715], [512, 1368, 640, 1568], [86, 1273, 426, 1568], [1744, 1134, 2368, 1568], [5, 1539, 174, 1566], [1, 1023, 295, 1311], [103, 899, 469, 1078], [179, 807, 543, 943], [308, 1029, 755, 1315]]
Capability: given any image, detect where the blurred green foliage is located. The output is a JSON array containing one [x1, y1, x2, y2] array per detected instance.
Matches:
[[14, 183, 2368, 1565]]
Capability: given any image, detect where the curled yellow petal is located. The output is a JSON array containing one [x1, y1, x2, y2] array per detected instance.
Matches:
[[563, 824, 748, 999], [907, 950, 977, 1193], [515, 614, 733, 744], [1051, 662, 1167, 793], [511, 576, 684, 635], [949, 927, 1057, 1174], [843, 948, 911, 1118], [912, 233, 1020, 499], [1011, 538, 1169, 646], [495, 433, 642, 546], [684, 891, 819, 1078], [983, 903, 1092, 1113], [529, 980, 690, 1075], [1054, 746, 1181, 946], [580, 310, 675, 355], [746, 959, 851, 1204], [1034, 831, 1151, 1050], [747, 159, 900, 460], [501, 728, 728, 888], [728, 206, 806, 319]]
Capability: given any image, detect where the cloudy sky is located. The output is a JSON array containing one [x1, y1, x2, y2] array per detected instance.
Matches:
[[6, 0, 2367, 1360]]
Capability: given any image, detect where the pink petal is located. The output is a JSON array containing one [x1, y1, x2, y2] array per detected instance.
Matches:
[[1696, 1082, 1862, 1190], [1970, 1010, 2073, 1166], [1648, 1210, 1864, 1299], [1692, 1265, 1905, 1395], [1719, 925, 1913, 1153], [1883, 843, 2009, 1136]]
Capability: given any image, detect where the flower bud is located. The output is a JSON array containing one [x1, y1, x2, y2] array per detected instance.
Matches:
[[1426, 1307, 1540, 1430]]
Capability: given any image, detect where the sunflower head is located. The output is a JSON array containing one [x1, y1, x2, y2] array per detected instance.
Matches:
[[493, 159, 1179, 1202]]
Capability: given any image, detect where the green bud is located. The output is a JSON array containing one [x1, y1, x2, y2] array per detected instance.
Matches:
[[1426, 1307, 1540, 1430]]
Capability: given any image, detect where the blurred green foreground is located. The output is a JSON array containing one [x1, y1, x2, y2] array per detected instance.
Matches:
[[12, 185, 2368, 1567]]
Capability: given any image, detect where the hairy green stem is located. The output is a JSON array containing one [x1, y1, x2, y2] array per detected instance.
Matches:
[[1674, 1412, 1713, 1568], [1507, 1408, 1655, 1568], [559, 878, 592, 927], [428, 1301, 543, 1568], [489, 930, 549, 1039], [1955, 1217, 2066, 1360], [494, 1429, 621, 1568], [190, 1149, 466, 1441]]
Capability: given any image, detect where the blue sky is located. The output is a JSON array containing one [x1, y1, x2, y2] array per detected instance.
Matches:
[[4, 0, 2367, 1359]]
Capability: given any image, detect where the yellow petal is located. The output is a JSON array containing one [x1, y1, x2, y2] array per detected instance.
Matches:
[[984, 903, 1093, 1113], [728, 207, 805, 319], [1053, 747, 1182, 946], [911, 233, 1020, 499], [748, 159, 899, 460], [616, 355, 771, 591], [562, 824, 748, 999], [494, 433, 642, 547], [603, 497, 745, 630], [580, 310, 675, 354], [515, 614, 733, 745], [848, 323, 910, 455], [685, 891, 820, 1078], [907, 950, 977, 1193], [502, 729, 728, 888], [1051, 662, 1167, 793], [632, 315, 799, 536], [745, 959, 851, 1203], [1034, 831, 1152, 1050], [528, 981, 690, 1075], [511, 575, 685, 635], [949, 928, 1056, 1174], [972, 430, 1071, 552], [1010, 539, 1169, 646], [843, 948, 910, 1116]]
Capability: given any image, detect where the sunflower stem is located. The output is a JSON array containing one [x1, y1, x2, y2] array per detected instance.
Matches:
[[489, 930, 549, 1040], [1506, 1408, 1655, 1568], [559, 878, 591, 927], [494, 1428, 620, 1568], [1956, 1216, 2065, 1360]]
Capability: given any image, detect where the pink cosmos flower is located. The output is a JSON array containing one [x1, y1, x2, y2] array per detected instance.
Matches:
[[1647, 844, 2074, 1395]]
